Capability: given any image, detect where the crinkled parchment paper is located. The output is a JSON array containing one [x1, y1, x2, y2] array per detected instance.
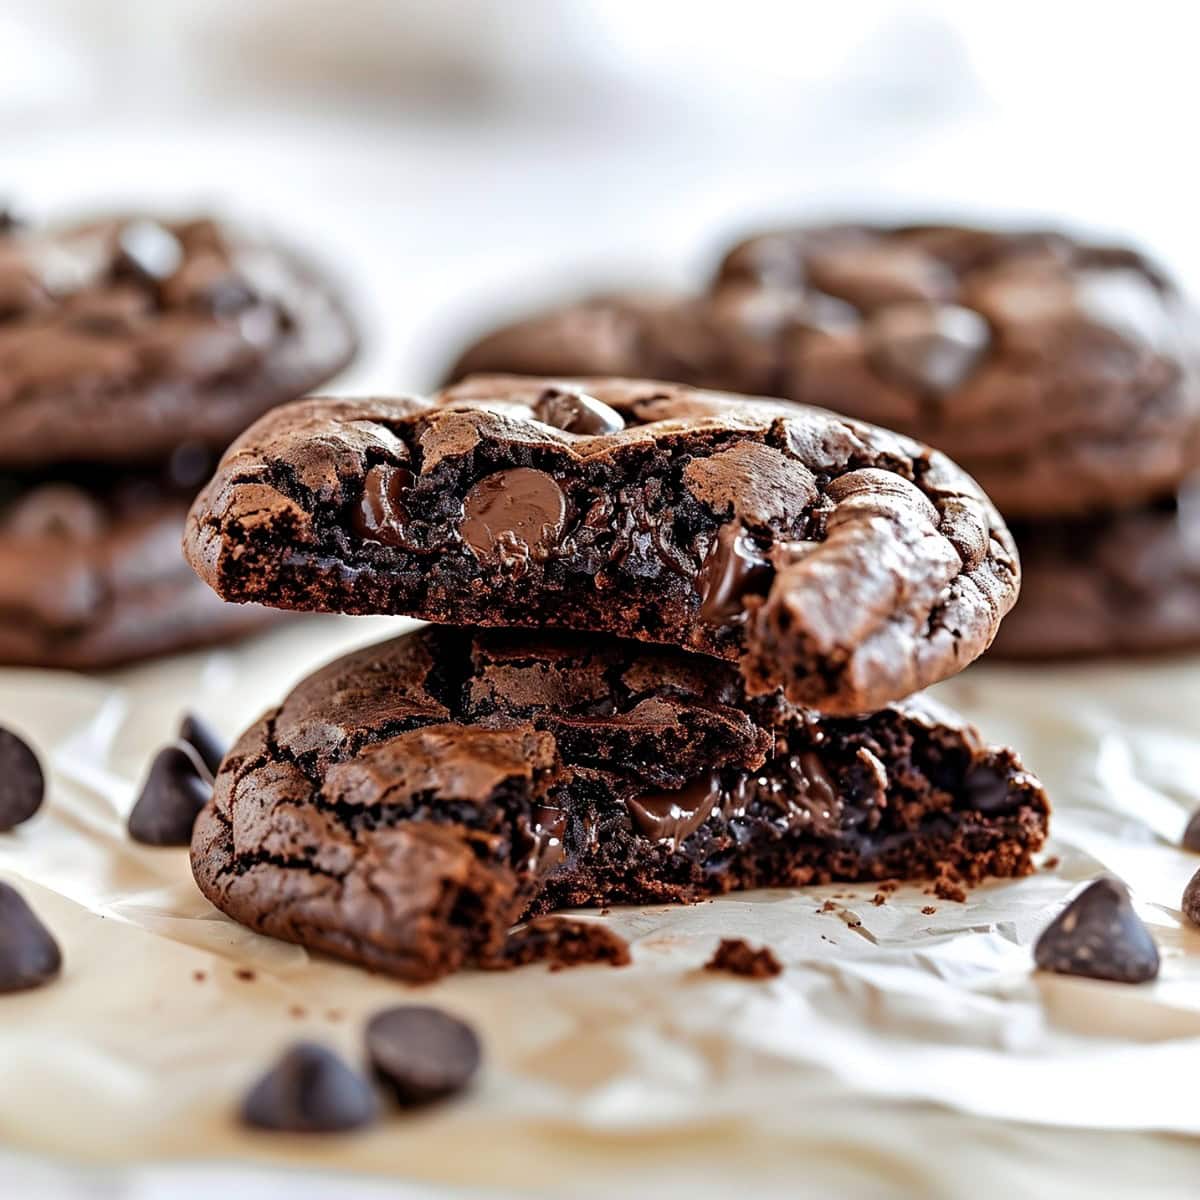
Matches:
[[3, 617, 1200, 1198]]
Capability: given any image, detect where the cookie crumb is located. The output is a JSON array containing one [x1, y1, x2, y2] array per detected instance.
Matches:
[[872, 892, 887, 906], [931, 865, 968, 903], [1043, 855, 1061, 870], [492, 916, 631, 972], [288, 1005, 307, 1019], [921, 905, 936, 915], [234, 968, 256, 982], [848, 919, 863, 929], [192, 970, 207, 982], [325, 1009, 345, 1022], [821, 899, 837, 912], [703, 938, 782, 979]]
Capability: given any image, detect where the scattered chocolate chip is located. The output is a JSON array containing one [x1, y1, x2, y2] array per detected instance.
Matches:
[[704, 938, 782, 978], [1182, 811, 1200, 853], [0, 881, 62, 992], [365, 1006, 481, 1106], [127, 743, 212, 846], [116, 219, 184, 283], [460, 468, 566, 570], [353, 463, 415, 547], [495, 917, 631, 972], [1182, 867, 1200, 927], [241, 1042, 378, 1133], [1034, 876, 1159, 983], [0, 726, 44, 832], [532, 387, 624, 435], [178, 712, 228, 777], [867, 302, 990, 393]]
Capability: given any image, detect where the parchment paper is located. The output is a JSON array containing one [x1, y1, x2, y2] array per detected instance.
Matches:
[[3, 616, 1200, 1197]]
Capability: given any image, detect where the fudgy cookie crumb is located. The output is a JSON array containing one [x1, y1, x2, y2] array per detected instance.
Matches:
[[496, 917, 631, 972], [704, 938, 783, 979]]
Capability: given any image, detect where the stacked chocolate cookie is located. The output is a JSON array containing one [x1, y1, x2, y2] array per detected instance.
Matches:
[[0, 210, 356, 668], [450, 224, 1200, 658], [183, 375, 1049, 981]]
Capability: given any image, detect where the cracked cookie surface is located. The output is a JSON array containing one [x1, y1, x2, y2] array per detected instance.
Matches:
[[191, 626, 1050, 981], [0, 211, 356, 468], [447, 224, 1200, 518], [185, 375, 1018, 714]]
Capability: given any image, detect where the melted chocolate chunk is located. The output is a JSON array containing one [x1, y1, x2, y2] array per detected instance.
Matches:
[[241, 1042, 378, 1133], [128, 743, 212, 846], [353, 463, 415, 547], [866, 302, 990, 393], [695, 523, 774, 621], [532, 387, 624, 435], [0, 881, 62, 992], [460, 467, 567, 570], [1034, 877, 1159, 983], [627, 772, 724, 849], [366, 1006, 482, 1106], [0, 726, 44, 831]]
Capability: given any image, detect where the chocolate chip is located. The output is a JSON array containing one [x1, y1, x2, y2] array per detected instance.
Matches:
[[241, 1043, 378, 1133], [1033, 876, 1159, 983], [353, 463, 415, 547], [0, 881, 62, 992], [1182, 867, 1200, 926], [0, 727, 44, 832], [532, 388, 624, 435], [179, 712, 227, 777], [2, 484, 106, 540], [127, 743, 212, 846], [695, 522, 773, 621], [365, 1005, 481, 1106], [962, 763, 1011, 814], [460, 468, 566, 570], [116, 219, 184, 283], [867, 302, 990, 394]]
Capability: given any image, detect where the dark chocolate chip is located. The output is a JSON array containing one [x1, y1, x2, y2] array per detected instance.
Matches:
[[695, 522, 773, 621], [127, 743, 212, 846], [460, 468, 566, 569], [1033, 876, 1159, 984], [241, 1042, 378, 1133], [532, 387, 624, 435], [0, 881, 62, 992], [963, 763, 1012, 814], [365, 1005, 481, 1106], [0, 726, 44, 832], [116, 219, 184, 283], [867, 302, 990, 393], [1182, 867, 1200, 926], [353, 463, 415, 547], [178, 712, 228, 778]]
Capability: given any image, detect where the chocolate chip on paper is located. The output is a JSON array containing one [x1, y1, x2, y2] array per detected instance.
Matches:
[[366, 1005, 481, 1106], [241, 1042, 378, 1133], [0, 726, 44, 832], [127, 743, 212, 846], [0, 881, 62, 993], [1033, 876, 1159, 984]]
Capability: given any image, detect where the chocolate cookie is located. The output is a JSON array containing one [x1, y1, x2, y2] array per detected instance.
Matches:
[[190, 627, 1050, 982], [448, 225, 1200, 518], [0, 213, 356, 469], [990, 478, 1200, 658], [184, 376, 1018, 714], [0, 471, 279, 669]]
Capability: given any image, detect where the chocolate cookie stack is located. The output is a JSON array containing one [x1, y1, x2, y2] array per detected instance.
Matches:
[[450, 223, 1200, 659], [0, 210, 356, 668], [183, 375, 1049, 981]]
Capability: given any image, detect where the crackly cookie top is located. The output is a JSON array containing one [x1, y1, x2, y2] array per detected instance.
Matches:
[[0, 212, 356, 468], [185, 375, 1019, 713], [447, 224, 1200, 517]]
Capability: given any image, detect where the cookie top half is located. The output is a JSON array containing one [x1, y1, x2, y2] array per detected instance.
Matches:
[[185, 375, 1018, 714], [448, 224, 1200, 518], [0, 212, 357, 469]]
